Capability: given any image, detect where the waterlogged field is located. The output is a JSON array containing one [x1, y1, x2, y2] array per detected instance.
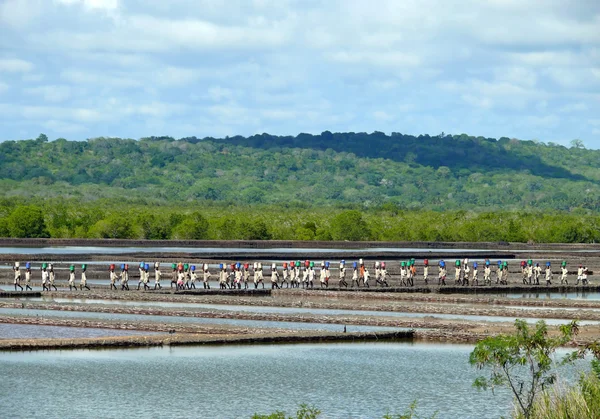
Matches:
[[0, 342, 514, 419]]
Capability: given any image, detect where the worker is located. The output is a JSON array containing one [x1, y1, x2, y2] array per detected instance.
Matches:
[[545, 262, 552, 286], [339, 260, 348, 287], [408, 261, 416, 287], [69, 264, 77, 291], [183, 263, 192, 289], [423, 259, 429, 286], [472, 262, 478, 286], [533, 263, 541, 286], [438, 260, 447, 286], [177, 264, 185, 290], [463, 262, 470, 286], [109, 264, 118, 290], [202, 264, 211, 289], [13, 262, 23, 291], [319, 261, 327, 288], [187, 265, 196, 289], [400, 262, 407, 286], [137, 262, 146, 290], [80, 264, 90, 290], [24, 263, 32, 291], [48, 263, 57, 291], [281, 262, 289, 288], [270, 263, 280, 289], [363, 267, 370, 288], [302, 264, 309, 288], [576, 265, 584, 285], [560, 262, 568, 285], [324, 261, 331, 288], [120, 264, 130, 291], [255, 262, 265, 289], [484, 261, 491, 285], [375, 261, 382, 286], [219, 264, 227, 289], [170, 263, 178, 289], [526, 262, 533, 285], [351, 262, 359, 287], [521, 261, 528, 284], [308, 262, 315, 289], [231, 263, 239, 289], [495, 261, 502, 285], [455, 260, 461, 285], [154, 262, 162, 290], [41, 263, 49, 291], [502, 261, 509, 285], [582, 266, 589, 285]]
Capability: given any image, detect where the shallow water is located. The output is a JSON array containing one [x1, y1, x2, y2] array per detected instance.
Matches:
[[0, 307, 405, 333], [503, 292, 600, 300], [0, 342, 514, 418], [0, 323, 157, 339], [17, 297, 600, 326]]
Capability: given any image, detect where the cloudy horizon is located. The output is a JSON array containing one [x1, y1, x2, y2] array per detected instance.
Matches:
[[0, 0, 599, 147]]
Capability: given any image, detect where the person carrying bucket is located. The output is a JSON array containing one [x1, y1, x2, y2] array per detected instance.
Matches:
[[339, 260, 348, 288], [423, 259, 429, 286], [109, 264, 118, 290], [472, 262, 478, 286], [13, 262, 23, 291], [560, 261, 568, 285], [483, 261, 491, 286], [351, 262, 359, 287], [270, 263, 280, 289], [400, 262, 407, 287], [80, 264, 90, 290], [24, 263, 33, 291], [48, 263, 57, 291], [68, 264, 77, 291], [137, 262, 146, 290], [545, 262, 552, 286], [189, 265, 198, 289], [380, 262, 389, 287], [170, 263, 178, 289], [219, 264, 227, 289], [202, 264, 211, 289], [438, 260, 447, 286], [41, 263, 49, 291], [120, 264, 130, 291], [154, 262, 162, 290]]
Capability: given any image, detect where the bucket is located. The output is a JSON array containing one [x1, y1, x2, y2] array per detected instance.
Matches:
[[144, 263, 149, 270], [325, 261, 330, 269], [219, 263, 224, 269], [110, 264, 115, 270], [191, 265, 196, 272], [381, 262, 386, 268], [353, 262, 357, 268], [309, 261, 314, 268], [424, 259, 429, 265], [121, 264, 125, 270], [171, 263, 176, 269], [283, 262, 288, 269], [473, 262, 478, 268], [272, 263, 276, 270], [14, 262, 20, 268], [70, 265, 75, 272], [82, 264, 87, 270], [25, 262, 31, 269], [42, 263, 47, 269]]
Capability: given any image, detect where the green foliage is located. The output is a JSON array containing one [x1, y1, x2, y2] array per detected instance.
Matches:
[[252, 404, 321, 419], [171, 212, 209, 240], [5, 205, 49, 238], [330, 210, 370, 241], [470, 320, 579, 419], [514, 373, 600, 419]]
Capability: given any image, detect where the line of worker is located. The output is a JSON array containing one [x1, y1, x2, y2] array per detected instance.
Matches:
[[9, 259, 590, 291]]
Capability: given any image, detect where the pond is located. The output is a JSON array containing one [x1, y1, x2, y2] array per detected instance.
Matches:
[[0, 342, 514, 418]]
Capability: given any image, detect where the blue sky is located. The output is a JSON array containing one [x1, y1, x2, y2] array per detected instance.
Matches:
[[0, 0, 599, 147]]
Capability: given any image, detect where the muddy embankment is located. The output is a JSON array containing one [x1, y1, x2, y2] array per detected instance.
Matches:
[[0, 329, 414, 351]]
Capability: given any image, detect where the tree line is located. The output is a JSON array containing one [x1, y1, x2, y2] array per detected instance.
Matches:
[[1, 200, 599, 243]]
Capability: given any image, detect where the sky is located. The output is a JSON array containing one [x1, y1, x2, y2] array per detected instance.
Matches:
[[0, 0, 599, 147]]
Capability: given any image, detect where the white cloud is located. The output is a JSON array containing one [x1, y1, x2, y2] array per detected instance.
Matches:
[[24, 85, 72, 102], [0, 58, 33, 72]]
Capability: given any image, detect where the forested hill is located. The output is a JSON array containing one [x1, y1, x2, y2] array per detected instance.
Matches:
[[1, 132, 599, 211]]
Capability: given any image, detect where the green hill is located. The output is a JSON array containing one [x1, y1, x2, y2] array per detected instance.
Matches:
[[1, 132, 599, 242], [1, 132, 598, 211]]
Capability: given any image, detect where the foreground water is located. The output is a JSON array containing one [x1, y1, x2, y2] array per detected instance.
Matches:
[[0, 342, 514, 418]]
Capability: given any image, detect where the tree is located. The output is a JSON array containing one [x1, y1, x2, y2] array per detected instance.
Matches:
[[330, 210, 370, 241], [469, 319, 579, 419], [6, 205, 50, 238], [88, 214, 134, 239], [171, 212, 209, 240], [570, 139, 585, 149]]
